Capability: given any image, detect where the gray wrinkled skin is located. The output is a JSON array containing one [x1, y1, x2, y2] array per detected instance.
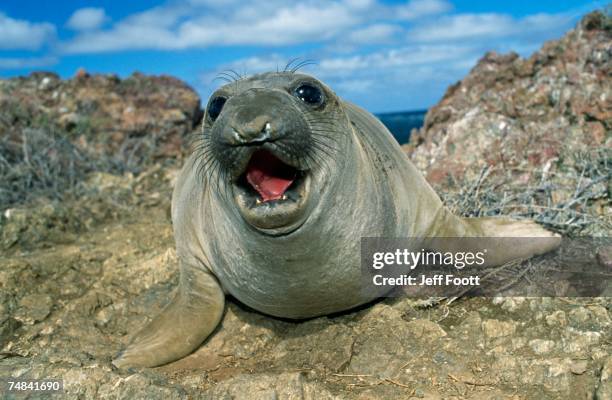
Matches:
[[113, 72, 560, 369]]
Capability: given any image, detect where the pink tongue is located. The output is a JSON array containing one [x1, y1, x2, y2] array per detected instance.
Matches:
[[246, 151, 296, 202]]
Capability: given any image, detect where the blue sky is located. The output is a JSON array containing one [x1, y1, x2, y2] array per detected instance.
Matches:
[[0, 0, 603, 112]]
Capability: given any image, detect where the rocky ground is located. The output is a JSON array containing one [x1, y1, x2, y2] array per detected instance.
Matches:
[[0, 11, 610, 400]]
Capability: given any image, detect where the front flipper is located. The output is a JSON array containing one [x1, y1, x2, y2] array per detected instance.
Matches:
[[112, 261, 225, 369]]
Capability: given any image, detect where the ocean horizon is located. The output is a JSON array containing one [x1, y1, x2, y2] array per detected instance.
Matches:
[[375, 110, 426, 144]]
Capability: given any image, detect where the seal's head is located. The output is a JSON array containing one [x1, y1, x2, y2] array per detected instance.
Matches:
[[198, 72, 350, 236]]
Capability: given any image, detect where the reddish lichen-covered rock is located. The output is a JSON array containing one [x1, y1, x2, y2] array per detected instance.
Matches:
[[405, 11, 611, 187], [0, 71, 203, 161]]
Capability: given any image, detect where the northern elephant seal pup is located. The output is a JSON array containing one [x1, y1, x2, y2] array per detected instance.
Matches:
[[113, 72, 560, 368]]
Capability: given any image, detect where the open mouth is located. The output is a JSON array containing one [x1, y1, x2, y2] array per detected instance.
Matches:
[[231, 148, 314, 233], [236, 150, 306, 206]]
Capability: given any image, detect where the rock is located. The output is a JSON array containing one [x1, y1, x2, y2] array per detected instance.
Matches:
[[202, 372, 338, 400], [562, 328, 602, 353], [272, 320, 355, 372], [529, 339, 556, 355], [0, 70, 203, 165], [569, 307, 592, 325], [492, 297, 526, 312], [597, 246, 612, 268], [596, 356, 612, 400], [348, 306, 413, 377], [13, 294, 53, 325], [570, 360, 589, 375], [75, 67, 89, 79], [404, 11, 611, 235], [405, 319, 447, 340], [545, 311, 568, 327], [482, 319, 517, 338]]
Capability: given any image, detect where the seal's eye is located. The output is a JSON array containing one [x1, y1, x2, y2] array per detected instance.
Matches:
[[294, 83, 324, 106], [207, 96, 226, 121]]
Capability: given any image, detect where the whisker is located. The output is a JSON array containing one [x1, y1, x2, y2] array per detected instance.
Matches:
[[284, 57, 301, 73], [216, 71, 238, 83], [291, 59, 317, 73], [212, 76, 232, 84]]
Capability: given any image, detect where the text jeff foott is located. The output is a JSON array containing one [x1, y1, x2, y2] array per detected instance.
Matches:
[[372, 274, 481, 287]]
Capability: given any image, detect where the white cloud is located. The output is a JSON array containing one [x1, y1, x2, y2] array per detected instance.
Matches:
[[62, 1, 363, 53], [323, 45, 475, 70], [67, 7, 109, 31], [409, 13, 514, 41], [203, 43, 483, 111], [181, 3, 359, 46], [0, 56, 58, 69], [214, 55, 285, 75], [311, 46, 483, 110], [186, 0, 243, 5], [0, 0, 585, 112], [60, 0, 568, 56], [60, 0, 458, 53], [341, 0, 375, 10], [395, 0, 452, 20], [408, 12, 572, 42], [347, 24, 401, 44], [209, 43, 480, 87], [0, 13, 55, 50], [200, 54, 302, 85], [335, 78, 375, 93]]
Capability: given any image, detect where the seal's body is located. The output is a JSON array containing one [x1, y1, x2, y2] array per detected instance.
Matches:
[[113, 72, 560, 368]]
